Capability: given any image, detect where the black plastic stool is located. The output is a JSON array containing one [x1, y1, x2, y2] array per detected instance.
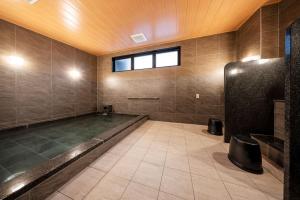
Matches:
[[228, 135, 263, 174], [208, 118, 223, 135]]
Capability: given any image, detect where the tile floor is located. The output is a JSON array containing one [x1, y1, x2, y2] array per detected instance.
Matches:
[[47, 120, 283, 200]]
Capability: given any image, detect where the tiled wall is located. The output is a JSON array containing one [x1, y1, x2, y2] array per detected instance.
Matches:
[[237, 9, 261, 60], [0, 20, 97, 130], [237, 3, 279, 60], [98, 32, 236, 124], [261, 3, 279, 58], [237, 0, 300, 60], [279, 0, 300, 56]]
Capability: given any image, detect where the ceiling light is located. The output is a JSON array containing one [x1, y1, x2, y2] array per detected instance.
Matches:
[[131, 33, 147, 43], [241, 55, 261, 62], [27, 0, 40, 4], [68, 68, 81, 80]]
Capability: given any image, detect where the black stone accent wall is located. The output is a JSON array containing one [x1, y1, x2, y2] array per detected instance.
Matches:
[[224, 58, 286, 143], [284, 18, 300, 200]]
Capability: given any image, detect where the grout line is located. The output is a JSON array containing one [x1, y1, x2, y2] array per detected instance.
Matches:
[[119, 128, 153, 197], [50, 40, 53, 119], [84, 126, 149, 199], [14, 25, 18, 127], [59, 126, 145, 199], [260, 7, 262, 58], [184, 131, 196, 200], [156, 124, 170, 200], [57, 191, 74, 200]]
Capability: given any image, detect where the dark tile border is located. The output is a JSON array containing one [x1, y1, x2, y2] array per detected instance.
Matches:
[[0, 115, 148, 200]]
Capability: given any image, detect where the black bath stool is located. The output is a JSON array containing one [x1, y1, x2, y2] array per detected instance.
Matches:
[[207, 118, 223, 135], [228, 135, 263, 174]]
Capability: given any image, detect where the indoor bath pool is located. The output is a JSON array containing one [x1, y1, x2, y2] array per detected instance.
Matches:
[[0, 113, 147, 199]]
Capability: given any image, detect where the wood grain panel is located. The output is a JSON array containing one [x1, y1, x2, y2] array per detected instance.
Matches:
[[0, 0, 269, 55]]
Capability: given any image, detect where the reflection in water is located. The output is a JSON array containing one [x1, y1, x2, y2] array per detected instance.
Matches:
[[11, 182, 25, 193], [5, 171, 25, 183]]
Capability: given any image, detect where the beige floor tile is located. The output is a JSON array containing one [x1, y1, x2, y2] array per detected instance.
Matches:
[[121, 182, 159, 200], [108, 143, 132, 156], [149, 141, 169, 152], [160, 168, 194, 200], [265, 193, 283, 200], [192, 174, 230, 200], [90, 152, 121, 172], [213, 154, 256, 188], [143, 149, 167, 166], [48, 121, 284, 200], [125, 146, 148, 160], [249, 172, 283, 199], [84, 174, 129, 200], [186, 142, 205, 154], [132, 162, 163, 189], [158, 192, 185, 200], [165, 153, 190, 172], [153, 134, 171, 143], [133, 138, 153, 149], [225, 182, 268, 200], [109, 156, 141, 180], [169, 136, 186, 146], [47, 192, 72, 200], [216, 167, 256, 188], [189, 156, 220, 180], [168, 144, 187, 156], [59, 167, 105, 200]]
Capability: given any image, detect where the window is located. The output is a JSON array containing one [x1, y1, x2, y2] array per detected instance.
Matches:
[[134, 55, 153, 69], [114, 58, 131, 72], [112, 46, 180, 72], [156, 51, 179, 68]]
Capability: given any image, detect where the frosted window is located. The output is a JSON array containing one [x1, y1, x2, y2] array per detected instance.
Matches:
[[156, 51, 179, 67], [134, 55, 153, 69]]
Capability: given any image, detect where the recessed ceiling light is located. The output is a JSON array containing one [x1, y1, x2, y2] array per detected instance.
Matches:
[[27, 0, 40, 4], [131, 33, 147, 43]]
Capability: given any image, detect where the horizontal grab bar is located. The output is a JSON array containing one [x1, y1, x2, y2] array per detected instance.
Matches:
[[128, 97, 160, 100]]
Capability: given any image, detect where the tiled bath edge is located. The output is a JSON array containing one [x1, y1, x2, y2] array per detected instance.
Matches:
[[1, 115, 148, 200]]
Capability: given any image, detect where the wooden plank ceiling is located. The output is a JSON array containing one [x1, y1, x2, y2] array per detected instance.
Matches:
[[0, 0, 269, 55]]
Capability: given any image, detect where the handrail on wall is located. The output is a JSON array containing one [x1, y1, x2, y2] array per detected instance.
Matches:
[[128, 97, 160, 100]]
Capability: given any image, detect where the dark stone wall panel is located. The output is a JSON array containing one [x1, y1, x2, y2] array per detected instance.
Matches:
[[224, 58, 286, 142], [279, 0, 300, 56], [284, 18, 300, 200]]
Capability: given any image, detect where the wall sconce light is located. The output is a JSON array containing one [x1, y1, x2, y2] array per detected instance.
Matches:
[[6, 55, 24, 69], [241, 55, 260, 62], [68, 68, 81, 80]]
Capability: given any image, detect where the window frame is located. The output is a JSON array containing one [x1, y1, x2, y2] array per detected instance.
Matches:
[[112, 46, 181, 72]]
